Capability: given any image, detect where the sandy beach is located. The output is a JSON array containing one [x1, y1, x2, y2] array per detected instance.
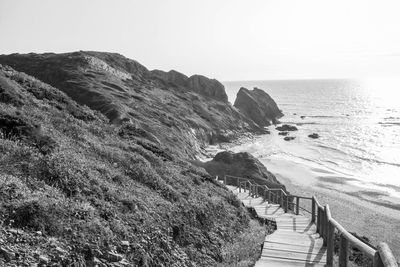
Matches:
[[269, 159, 400, 260]]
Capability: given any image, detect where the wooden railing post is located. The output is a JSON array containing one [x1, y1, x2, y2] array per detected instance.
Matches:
[[316, 207, 321, 234], [280, 191, 284, 208], [320, 208, 324, 237], [224, 175, 227, 186], [285, 195, 289, 213], [326, 205, 334, 266], [322, 206, 327, 245], [376, 243, 398, 267], [339, 234, 349, 267], [311, 197, 316, 223], [373, 251, 384, 267], [296, 197, 300, 215], [327, 221, 334, 265]]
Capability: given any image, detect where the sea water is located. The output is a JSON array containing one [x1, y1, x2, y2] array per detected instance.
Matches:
[[223, 78, 400, 197]]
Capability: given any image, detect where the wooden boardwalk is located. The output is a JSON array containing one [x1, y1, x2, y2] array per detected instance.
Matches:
[[228, 186, 328, 267]]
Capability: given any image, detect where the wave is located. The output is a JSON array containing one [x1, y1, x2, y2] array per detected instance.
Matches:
[[316, 144, 349, 156], [379, 122, 400, 126], [295, 122, 319, 126], [384, 117, 400, 120], [308, 115, 346, 118], [316, 144, 400, 167], [354, 155, 400, 168]]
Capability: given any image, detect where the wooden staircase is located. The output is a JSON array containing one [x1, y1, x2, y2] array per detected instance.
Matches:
[[228, 186, 327, 266], [221, 175, 398, 267]]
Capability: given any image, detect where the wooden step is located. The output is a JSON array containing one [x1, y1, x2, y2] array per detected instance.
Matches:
[[226, 185, 328, 267], [255, 257, 329, 267]]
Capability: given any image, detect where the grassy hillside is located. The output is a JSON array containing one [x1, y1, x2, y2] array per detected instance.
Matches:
[[0, 52, 264, 159], [0, 64, 263, 266]]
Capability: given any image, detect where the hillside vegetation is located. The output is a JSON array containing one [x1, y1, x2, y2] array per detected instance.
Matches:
[[0, 52, 264, 158], [0, 52, 283, 266]]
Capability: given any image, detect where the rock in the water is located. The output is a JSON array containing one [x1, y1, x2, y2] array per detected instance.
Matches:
[[198, 151, 285, 189], [308, 133, 319, 139], [300, 115, 306, 119], [234, 87, 283, 127], [284, 136, 296, 141], [276, 124, 298, 131], [278, 131, 289, 136]]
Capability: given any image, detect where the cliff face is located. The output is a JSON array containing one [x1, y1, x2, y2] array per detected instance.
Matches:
[[234, 87, 283, 127], [0, 52, 259, 158]]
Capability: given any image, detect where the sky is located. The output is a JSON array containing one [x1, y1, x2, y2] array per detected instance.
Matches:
[[1, 0, 400, 81]]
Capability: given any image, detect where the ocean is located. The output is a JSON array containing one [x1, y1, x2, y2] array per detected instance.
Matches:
[[223, 78, 400, 199]]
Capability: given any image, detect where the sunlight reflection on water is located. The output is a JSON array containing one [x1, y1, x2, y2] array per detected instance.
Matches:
[[224, 78, 400, 189]]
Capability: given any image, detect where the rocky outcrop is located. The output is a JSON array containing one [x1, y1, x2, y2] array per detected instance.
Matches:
[[284, 136, 296, 141], [308, 133, 319, 139], [151, 70, 228, 102], [187, 75, 228, 102], [276, 124, 298, 131], [151, 69, 189, 88], [198, 151, 285, 189], [234, 87, 282, 127]]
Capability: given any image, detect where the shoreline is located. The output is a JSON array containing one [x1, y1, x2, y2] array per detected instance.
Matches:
[[275, 171, 400, 260], [203, 136, 400, 260]]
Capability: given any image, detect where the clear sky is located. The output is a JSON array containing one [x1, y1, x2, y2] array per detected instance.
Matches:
[[1, 0, 399, 81]]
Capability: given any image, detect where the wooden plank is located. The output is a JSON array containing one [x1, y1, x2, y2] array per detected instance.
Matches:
[[263, 243, 327, 254], [226, 185, 329, 267], [255, 257, 328, 267], [261, 250, 327, 262]]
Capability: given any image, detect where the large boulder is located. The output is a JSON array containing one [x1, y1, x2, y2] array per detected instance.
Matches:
[[234, 87, 282, 127], [199, 151, 285, 189]]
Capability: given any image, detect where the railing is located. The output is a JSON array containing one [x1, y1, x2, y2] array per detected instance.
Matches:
[[220, 175, 398, 267]]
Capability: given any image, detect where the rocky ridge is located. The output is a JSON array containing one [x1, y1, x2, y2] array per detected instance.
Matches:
[[0, 52, 263, 159]]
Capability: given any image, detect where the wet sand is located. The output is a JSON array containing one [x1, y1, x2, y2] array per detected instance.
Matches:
[[263, 156, 400, 260]]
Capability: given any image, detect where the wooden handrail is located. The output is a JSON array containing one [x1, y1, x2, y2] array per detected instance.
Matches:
[[220, 175, 398, 267]]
